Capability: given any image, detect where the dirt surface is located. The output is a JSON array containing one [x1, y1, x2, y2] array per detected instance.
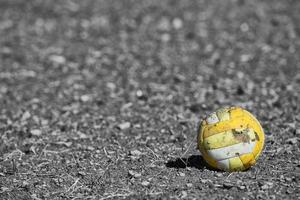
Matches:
[[0, 0, 300, 199]]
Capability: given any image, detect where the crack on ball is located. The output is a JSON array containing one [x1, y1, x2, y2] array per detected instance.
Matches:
[[254, 132, 260, 141]]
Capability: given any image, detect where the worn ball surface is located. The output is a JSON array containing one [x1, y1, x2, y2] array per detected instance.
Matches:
[[197, 106, 265, 171]]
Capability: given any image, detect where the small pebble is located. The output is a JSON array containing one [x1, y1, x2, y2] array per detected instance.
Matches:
[[49, 55, 66, 64], [128, 170, 141, 178], [21, 111, 31, 121], [141, 181, 150, 186], [181, 191, 188, 198], [187, 183, 193, 187], [173, 18, 183, 29], [30, 129, 42, 136], [130, 150, 142, 156], [80, 95, 91, 102], [118, 122, 131, 130]]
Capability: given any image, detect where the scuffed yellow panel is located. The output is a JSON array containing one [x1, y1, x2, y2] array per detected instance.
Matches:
[[203, 130, 236, 150], [229, 156, 245, 171], [203, 128, 256, 150], [239, 153, 256, 169], [204, 117, 246, 138], [229, 106, 244, 119], [216, 107, 230, 121]]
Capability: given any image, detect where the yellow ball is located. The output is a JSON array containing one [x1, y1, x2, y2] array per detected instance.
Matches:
[[197, 106, 265, 171]]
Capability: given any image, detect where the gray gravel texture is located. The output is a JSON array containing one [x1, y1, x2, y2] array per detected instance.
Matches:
[[0, 0, 300, 199]]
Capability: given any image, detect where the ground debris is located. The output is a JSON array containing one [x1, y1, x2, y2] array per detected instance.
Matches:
[[141, 181, 150, 186], [49, 55, 66, 64], [117, 122, 131, 130], [30, 129, 42, 136], [0, 1, 299, 199], [286, 137, 298, 145], [128, 170, 141, 178]]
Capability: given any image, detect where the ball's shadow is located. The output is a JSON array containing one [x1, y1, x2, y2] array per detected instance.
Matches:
[[165, 155, 217, 171]]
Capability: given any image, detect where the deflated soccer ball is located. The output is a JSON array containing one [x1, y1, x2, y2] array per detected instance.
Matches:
[[197, 106, 264, 171]]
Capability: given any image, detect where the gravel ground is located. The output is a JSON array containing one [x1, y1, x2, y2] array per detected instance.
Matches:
[[0, 0, 300, 199]]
